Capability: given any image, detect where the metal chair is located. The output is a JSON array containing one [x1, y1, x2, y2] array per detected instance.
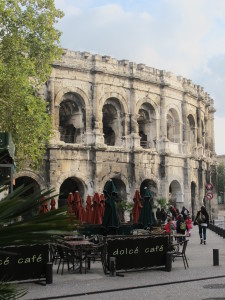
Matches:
[[56, 244, 75, 275], [85, 242, 104, 273], [171, 239, 189, 269]]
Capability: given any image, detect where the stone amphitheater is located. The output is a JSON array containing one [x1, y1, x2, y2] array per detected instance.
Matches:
[[15, 50, 218, 218]]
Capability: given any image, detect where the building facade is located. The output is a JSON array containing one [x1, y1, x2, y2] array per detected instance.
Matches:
[[15, 50, 217, 217]]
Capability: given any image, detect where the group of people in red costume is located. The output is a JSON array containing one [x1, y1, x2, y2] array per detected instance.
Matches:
[[67, 191, 105, 225]]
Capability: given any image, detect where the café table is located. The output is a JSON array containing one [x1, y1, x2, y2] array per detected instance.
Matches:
[[63, 235, 84, 241], [65, 240, 95, 273]]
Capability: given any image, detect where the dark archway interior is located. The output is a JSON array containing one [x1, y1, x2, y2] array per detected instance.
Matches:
[[59, 177, 84, 208], [140, 179, 157, 200]]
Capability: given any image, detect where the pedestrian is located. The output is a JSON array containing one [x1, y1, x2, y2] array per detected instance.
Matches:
[[185, 214, 192, 237], [161, 208, 167, 224], [156, 207, 162, 226], [164, 217, 175, 234], [194, 206, 209, 245], [181, 206, 189, 220]]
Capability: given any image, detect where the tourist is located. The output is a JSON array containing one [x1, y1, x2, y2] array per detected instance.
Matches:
[[156, 207, 162, 226], [194, 206, 209, 245], [185, 214, 193, 237], [181, 206, 189, 220], [160, 208, 167, 224], [176, 214, 186, 242], [164, 217, 175, 234]]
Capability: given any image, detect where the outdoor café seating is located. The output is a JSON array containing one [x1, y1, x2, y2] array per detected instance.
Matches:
[[85, 241, 104, 272], [171, 239, 189, 269], [56, 244, 76, 275]]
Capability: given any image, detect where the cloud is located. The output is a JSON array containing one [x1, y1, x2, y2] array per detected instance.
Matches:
[[54, 0, 225, 154]]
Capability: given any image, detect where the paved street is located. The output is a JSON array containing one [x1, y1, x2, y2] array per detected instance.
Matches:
[[21, 225, 225, 300]]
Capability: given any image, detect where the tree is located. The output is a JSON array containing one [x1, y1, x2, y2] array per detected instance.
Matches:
[[0, 0, 64, 170], [217, 162, 225, 204]]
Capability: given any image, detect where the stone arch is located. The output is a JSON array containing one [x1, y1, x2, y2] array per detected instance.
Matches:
[[201, 118, 205, 146], [136, 97, 160, 119], [101, 173, 129, 194], [169, 179, 183, 207], [58, 175, 87, 208], [55, 86, 89, 108], [140, 178, 158, 199], [58, 92, 86, 144], [187, 114, 196, 145], [99, 92, 128, 114], [14, 175, 42, 217], [136, 101, 158, 149], [14, 171, 46, 190], [166, 107, 181, 143], [102, 97, 126, 146]]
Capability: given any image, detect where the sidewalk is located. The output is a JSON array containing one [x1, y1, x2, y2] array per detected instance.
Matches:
[[21, 225, 225, 300]]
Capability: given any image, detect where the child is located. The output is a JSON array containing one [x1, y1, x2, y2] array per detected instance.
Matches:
[[185, 214, 193, 237], [164, 217, 175, 234]]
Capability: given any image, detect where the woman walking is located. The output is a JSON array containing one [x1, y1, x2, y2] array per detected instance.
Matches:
[[194, 206, 209, 245]]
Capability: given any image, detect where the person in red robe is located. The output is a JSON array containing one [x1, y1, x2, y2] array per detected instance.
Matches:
[[39, 196, 49, 214], [92, 192, 102, 224], [132, 190, 143, 224], [74, 191, 85, 224], [50, 198, 56, 210], [100, 193, 105, 218], [67, 192, 75, 215], [85, 195, 93, 224]]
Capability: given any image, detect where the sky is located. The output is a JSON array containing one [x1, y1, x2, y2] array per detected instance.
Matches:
[[54, 0, 225, 155]]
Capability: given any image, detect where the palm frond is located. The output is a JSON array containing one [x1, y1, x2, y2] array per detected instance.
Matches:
[[0, 282, 27, 300]]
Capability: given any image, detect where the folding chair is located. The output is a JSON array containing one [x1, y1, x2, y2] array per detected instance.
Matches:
[[171, 239, 189, 269]]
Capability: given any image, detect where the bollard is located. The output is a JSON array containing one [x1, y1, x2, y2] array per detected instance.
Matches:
[[213, 249, 219, 266], [46, 262, 53, 284], [109, 257, 116, 277], [165, 252, 172, 272]]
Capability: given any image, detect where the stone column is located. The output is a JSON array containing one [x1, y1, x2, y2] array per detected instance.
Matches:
[[91, 69, 104, 145], [182, 93, 188, 143], [54, 105, 60, 141], [160, 89, 167, 140], [197, 107, 202, 144]]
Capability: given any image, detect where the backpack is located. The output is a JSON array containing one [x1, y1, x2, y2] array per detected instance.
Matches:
[[197, 212, 206, 224], [180, 222, 186, 231]]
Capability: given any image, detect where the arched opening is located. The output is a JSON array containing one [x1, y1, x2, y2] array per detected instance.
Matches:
[[187, 114, 196, 145], [140, 179, 157, 200], [191, 182, 196, 220], [59, 93, 86, 144], [201, 120, 205, 146], [169, 180, 183, 207], [111, 178, 127, 222], [102, 98, 124, 146], [167, 108, 180, 143], [58, 177, 85, 208], [137, 103, 156, 148], [14, 176, 41, 218]]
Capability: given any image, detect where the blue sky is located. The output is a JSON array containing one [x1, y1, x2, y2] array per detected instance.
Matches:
[[55, 0, 225, 155]]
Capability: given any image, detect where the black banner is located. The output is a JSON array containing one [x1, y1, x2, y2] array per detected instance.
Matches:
[[106, 235, 169, 270], [0, 244, 48, 281]]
